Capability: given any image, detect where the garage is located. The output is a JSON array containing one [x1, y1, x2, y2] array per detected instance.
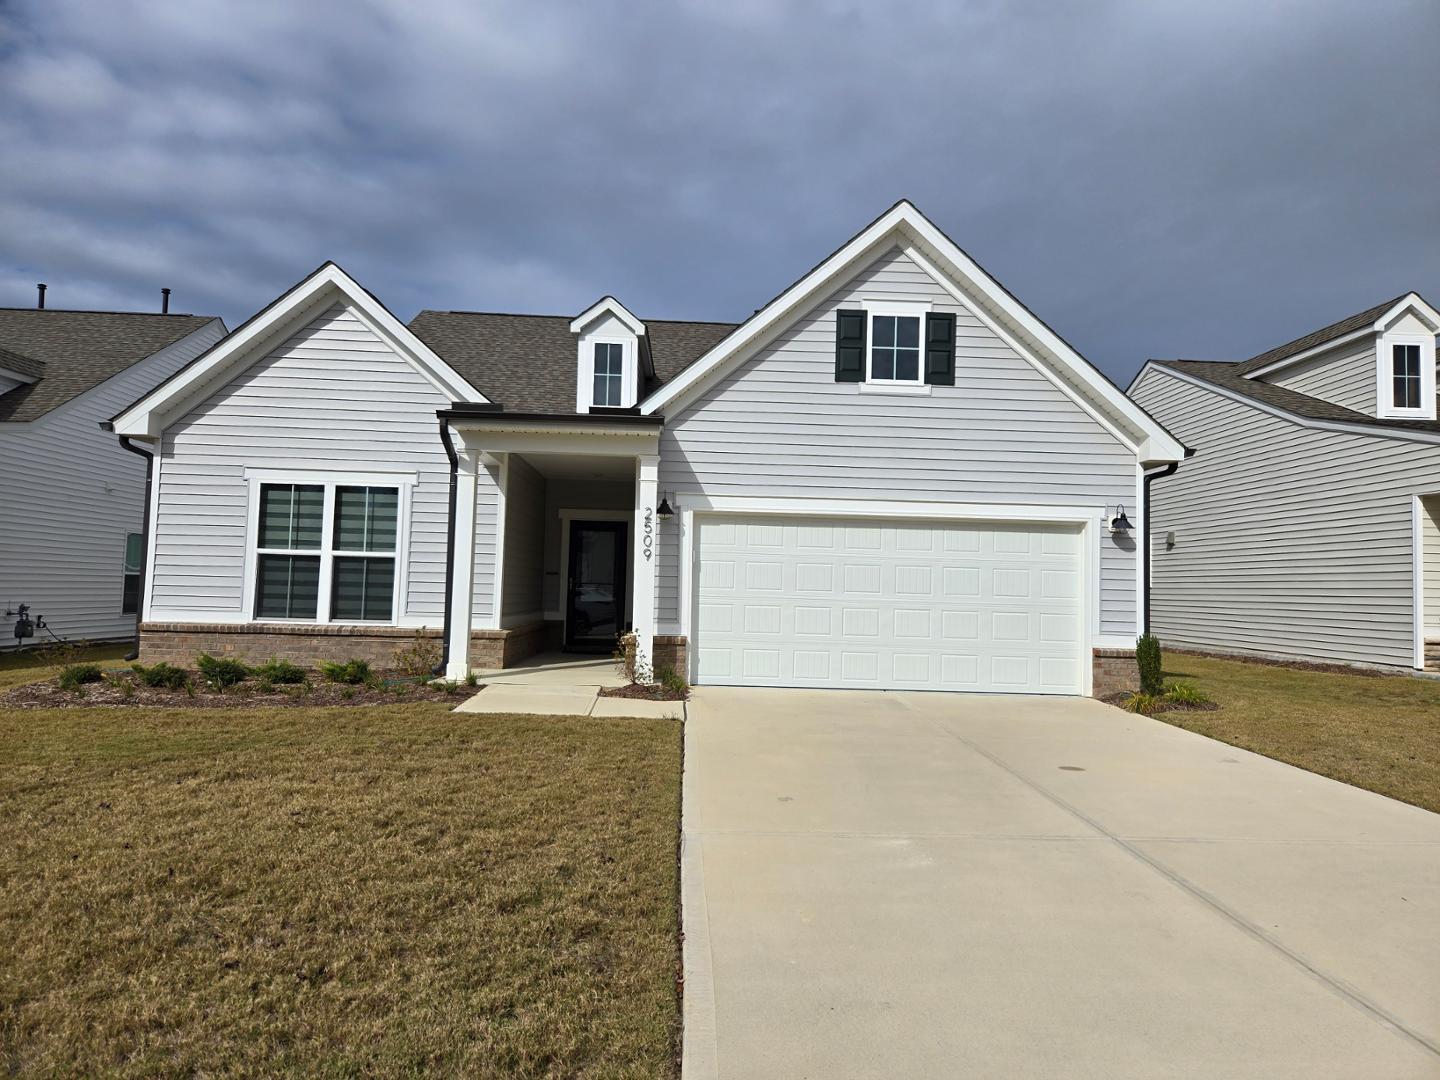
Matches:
[[692, 514, 1087, 694]]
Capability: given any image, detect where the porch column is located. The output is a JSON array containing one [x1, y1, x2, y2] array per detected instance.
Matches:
[[632, 454, 659, 682], [445, 448, 479, 680]]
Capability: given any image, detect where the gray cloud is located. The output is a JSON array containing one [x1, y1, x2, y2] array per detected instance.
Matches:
[[1, 0, 1436, 382]]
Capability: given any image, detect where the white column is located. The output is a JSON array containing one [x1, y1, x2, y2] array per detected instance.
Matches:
[[632, 454, 659, 683], [445, 449, 479, 680]]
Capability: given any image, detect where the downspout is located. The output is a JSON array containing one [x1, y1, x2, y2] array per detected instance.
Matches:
[[116, 433, 154, 662], [437, 418, 459, 675], [1141, 459, 1182, 635]]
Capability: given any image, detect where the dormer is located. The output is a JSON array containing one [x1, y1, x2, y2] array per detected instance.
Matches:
[[570, 297, 646, 412], [1373, 295, 1439, 420]]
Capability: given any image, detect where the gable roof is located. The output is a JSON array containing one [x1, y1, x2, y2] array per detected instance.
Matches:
[[0, 308, 218, 423], [111, 262, 486, 438], [638, 199, 1186, 464], [1147, 359, 1440, 437], [408, 310, 736, 414]]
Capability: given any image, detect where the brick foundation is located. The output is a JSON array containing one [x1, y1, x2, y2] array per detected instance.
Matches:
[[1092, 649, 1139, 697], [139, 622, 440, 668], [468, 622, 547, 669], [652, 635, 688, 678]]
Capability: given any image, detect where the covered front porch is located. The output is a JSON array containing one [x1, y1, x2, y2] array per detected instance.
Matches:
[[441, 409, 670, 681]]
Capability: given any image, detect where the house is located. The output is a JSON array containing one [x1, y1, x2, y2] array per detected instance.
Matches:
[[0, 301, 226, 649], [107, 201, 1185, 696], [1130, 294, 1440, 673]]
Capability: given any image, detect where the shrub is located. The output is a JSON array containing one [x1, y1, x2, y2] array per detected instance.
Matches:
[[58, 664, 104, 692], [1136, 634, 1163, 696], [657, 665, 688, 697], [465, 671, 479, 688], [1164, 681, 1211, 706], [253, 658, 306, 685], [196, 653, 250, 689], [393, 631, 441, 677], [320, 658, 373, 685], [1124, 692, 1163, 716], [132, 662, 189, 690]]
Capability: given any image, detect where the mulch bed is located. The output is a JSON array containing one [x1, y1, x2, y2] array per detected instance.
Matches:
[[598, 682, 689, 702], [1101, 691, 1221, 715], [3, 671, 472, 710]]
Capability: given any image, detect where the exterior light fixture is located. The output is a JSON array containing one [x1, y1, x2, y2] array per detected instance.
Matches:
[[656, 496, 675, 521], [1108, 505, 1133, 536]]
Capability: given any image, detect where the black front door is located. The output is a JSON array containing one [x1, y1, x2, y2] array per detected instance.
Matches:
[[565, 521, 627, 651]]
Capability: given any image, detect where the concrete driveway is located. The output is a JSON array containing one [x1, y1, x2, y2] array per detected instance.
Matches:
[[680, 688, 1440, 1079]]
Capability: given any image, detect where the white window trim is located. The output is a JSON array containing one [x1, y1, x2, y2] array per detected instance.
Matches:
[[576, 336, 638, 412], [861, 299, 931, 385], [240, 471, 417, 626], [1376, 332, 1437, 420]]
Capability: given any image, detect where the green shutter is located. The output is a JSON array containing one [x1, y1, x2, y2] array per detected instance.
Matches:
[[835, 309, 866, 383], [925, 313, 955, 386]]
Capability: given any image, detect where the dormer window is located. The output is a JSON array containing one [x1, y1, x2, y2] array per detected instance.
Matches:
[[593, 342, 624, 406], [1392, 343, 1422, 410]]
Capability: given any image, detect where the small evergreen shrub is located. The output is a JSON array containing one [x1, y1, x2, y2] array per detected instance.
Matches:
[[393, 631, 441, 677], [254, 658, 306, 685], [321, 658, 373, 685], [58, 663, 103, 692], [657, 665, 689, 697], [1136, 634, 1163, 696], [133, 662, 189, 689], [464, 671, 479, 688], [197, 653, 250, 689]]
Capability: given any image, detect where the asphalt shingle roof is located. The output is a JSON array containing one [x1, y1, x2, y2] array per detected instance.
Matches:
[[0, 308, 218, 423], [1233, 295, 1407, 375], [1156, 359, 1440, 436], [0, 345, 45, 380], [408, 310, 737, 414]]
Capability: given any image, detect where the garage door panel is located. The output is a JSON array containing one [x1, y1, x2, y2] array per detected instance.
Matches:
[[694, 515, 1085, 694]]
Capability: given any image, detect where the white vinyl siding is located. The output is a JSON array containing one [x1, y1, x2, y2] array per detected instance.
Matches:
[[1264, 341, 1377, 415], [0, 319, 224, 644], [1132, 367, 1440, 667], [1424, 496, 1440, 633], [655, 247, 1137, 639], [150, 304, 473, 625]]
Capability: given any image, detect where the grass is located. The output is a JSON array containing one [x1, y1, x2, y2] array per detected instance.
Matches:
[[1156, 652, 1440, 814], [0, 698, 682, 1076]]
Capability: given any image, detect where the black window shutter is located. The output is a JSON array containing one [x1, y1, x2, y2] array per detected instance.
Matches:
[[835, 309, 866, 382], [925, 312, 956, 386]]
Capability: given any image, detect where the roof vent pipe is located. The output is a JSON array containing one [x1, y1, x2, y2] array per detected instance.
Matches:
[[161, 287, 171, 314], [36, 283, 46, 309]]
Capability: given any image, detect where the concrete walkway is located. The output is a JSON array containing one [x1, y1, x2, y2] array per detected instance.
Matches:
[[455, 653, 684, 718], [681, 688, 1440, 1079]]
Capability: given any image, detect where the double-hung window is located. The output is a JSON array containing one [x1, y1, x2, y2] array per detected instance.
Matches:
[[1393, 343, 1422, 411], [868, 312, 923, 383], [252, 481, 399, 622], [121, 532, 143, 615], [593, 342, 624, 406]]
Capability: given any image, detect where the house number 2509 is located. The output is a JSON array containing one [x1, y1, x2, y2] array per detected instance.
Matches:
[[642, 508, 654, 560]]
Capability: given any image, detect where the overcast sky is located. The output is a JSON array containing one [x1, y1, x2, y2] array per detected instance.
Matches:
[[2, 0, 1436, 384]]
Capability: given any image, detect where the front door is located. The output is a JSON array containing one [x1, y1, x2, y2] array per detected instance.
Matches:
[[565, 520, 628, 652]]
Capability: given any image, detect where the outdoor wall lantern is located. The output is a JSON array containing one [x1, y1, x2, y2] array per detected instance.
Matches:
[[656, 495, 675, 521], [1108, 505, 1133, 536]]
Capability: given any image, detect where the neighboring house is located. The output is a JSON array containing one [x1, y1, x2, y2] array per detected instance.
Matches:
[[109, 201, 1184, 696], [0, 305, 227, 649], [1130, 294, 1440, 673]]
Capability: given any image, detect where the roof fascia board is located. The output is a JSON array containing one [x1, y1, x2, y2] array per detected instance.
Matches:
[[112, 264, 487, 437], [1241, 326, 1374, 380], [1378, 293, 1440, 333], [569, 296, 645, 336], [1146, 362, 1440, 448], [0, 366, 39, 384]]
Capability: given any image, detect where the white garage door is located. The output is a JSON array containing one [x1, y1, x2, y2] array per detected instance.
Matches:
[[693, 515, 1085, 694]]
